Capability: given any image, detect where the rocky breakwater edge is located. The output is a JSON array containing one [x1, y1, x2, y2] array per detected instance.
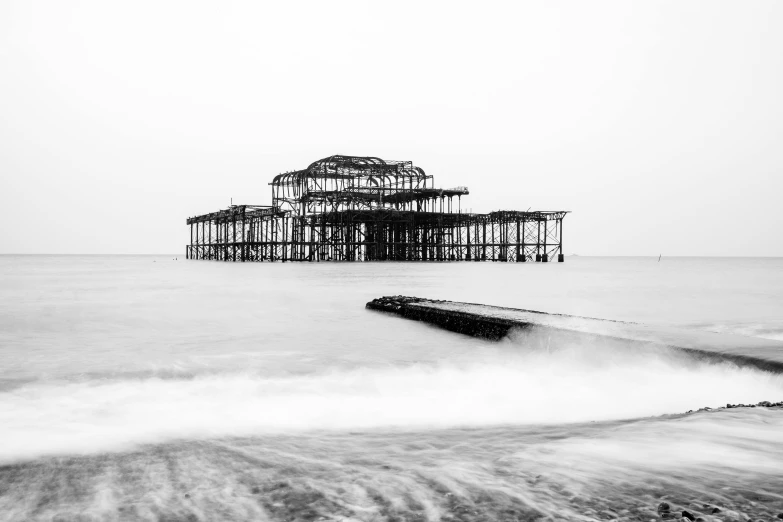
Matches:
[[652, 402, 783, 522], [654, 499, 783, 522]]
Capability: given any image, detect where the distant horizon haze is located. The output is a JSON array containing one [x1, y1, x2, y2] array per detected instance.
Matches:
[[1, 1, 781, 256], [2, 254, 783, 260]]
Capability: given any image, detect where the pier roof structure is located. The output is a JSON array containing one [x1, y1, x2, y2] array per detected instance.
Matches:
[[270, 154, 467, 215]]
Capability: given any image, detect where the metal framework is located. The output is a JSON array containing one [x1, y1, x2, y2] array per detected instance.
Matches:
[[186, 155, 568, 262]]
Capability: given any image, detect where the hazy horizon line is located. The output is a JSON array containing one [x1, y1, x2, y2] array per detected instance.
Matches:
[[1, 254, 782, 259]]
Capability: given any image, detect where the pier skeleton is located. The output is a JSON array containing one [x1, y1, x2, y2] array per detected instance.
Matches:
[[186, 155, 568, 262]]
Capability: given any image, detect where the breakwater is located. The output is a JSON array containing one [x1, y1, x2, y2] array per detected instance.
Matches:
[[366, 296, 783, 372]]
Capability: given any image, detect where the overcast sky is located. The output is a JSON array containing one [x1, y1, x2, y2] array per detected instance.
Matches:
[[1, 0, 781, 255]]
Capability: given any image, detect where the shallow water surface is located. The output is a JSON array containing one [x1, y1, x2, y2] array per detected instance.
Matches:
[[1, 256, 782, 521]]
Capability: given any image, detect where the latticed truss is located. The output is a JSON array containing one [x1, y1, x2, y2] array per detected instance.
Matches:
[[186, 155, 568, 262]]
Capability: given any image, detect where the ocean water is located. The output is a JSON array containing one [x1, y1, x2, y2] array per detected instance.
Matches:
[[1, 255, 782, 521]]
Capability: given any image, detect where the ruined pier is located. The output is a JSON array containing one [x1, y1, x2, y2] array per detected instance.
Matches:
[[186, 155, 568, 262], [366, 296, 783, 372]]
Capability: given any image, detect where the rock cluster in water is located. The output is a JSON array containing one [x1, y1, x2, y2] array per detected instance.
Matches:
[[656, 500, 783, 521], [685, 400, 783, 414]]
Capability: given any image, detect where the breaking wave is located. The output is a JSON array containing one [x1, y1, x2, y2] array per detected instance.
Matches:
[[1, 328, 781, 463]]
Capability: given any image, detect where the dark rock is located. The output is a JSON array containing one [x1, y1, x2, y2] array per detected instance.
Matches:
[[184, 493, 190, 499], [682, 510, 695, 521], [711, 507, 721, 513], [777, 514, 783, 519], [658, 502, 671, 515]]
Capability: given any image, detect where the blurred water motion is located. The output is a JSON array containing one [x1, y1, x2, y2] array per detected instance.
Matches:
[[1, 256, 782, 520]]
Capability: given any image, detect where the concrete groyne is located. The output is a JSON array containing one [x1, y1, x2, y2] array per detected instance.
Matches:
[[366, 296, 783, 372]]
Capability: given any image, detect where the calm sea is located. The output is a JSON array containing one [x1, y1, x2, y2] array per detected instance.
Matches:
[[1, 256, 782, 521]]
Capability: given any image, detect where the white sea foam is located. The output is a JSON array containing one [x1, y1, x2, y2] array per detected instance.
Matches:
[[2, 329, 781, 463], [1, 398, 781, 521]]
